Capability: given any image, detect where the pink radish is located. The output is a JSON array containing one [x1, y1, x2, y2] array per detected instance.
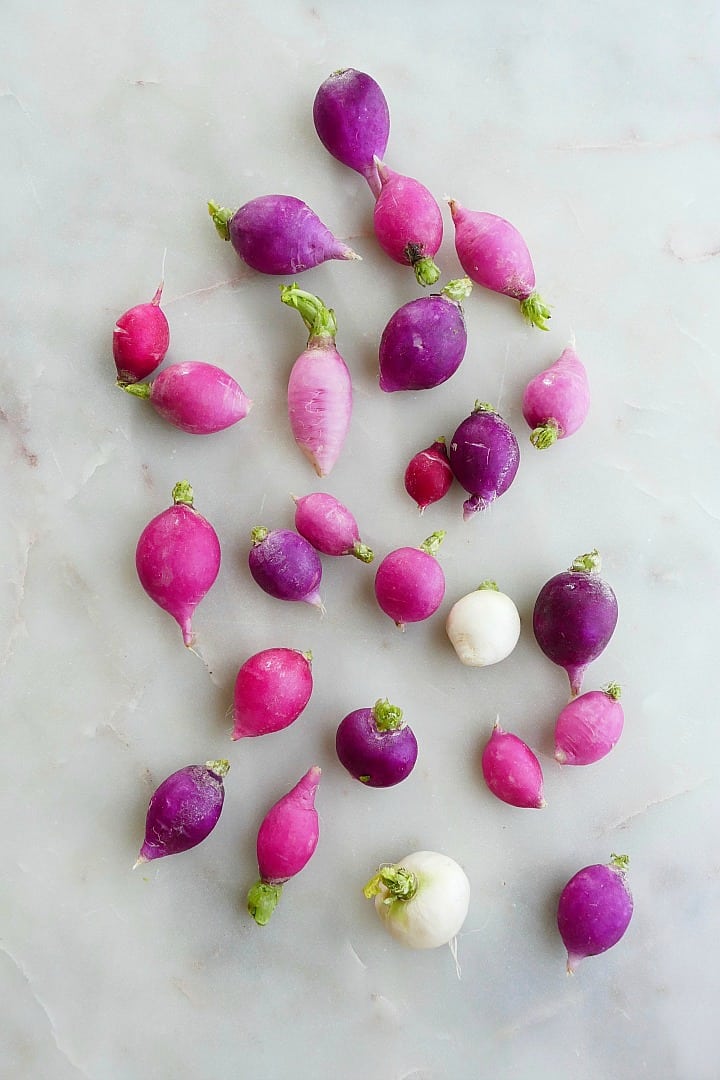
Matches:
[[554, 684, 624, 765], [248, 526, 323, 609], [557, 854, 633, 972], [293, 492, 373, 562], [135, 759, 229, 866], [231, 648, 313, 740], [481, 721, 545, 809], [522, 346, 590, 449], [113, 281, 169, 384], [404, 438, 453, 513], [373, 159, 443, 286], [374, 531, 446, 629], [122, 361, 252, 435], [313, 68, 390, 197]]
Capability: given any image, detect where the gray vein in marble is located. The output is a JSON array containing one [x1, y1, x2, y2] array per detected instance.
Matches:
[[597, 779, 709, 834]]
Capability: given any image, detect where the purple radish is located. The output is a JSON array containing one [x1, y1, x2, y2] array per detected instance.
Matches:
[[247, 766, 321, 925], [208, 195, 360, 274], [336, 698, 418, 787], [134, 759, 229, 866], [373, 159, 443, 286], [448, 402, 520, 520], [374, 531, 446, 630], [481, 720, 545, 809], [113, 281, 170, 384], [533, 550, 618, 697], [554, 683, 624, 765], [522, 346, 590, 449], [293, 492, 373, 563], [557, 854, 633, 973], [282, 284, 353, 477], [231, 648, 313, 740], [122, 361, 252, 435], [448, 199, 551, 330], [136, 481, 221, 646], [404, 438, 454, 513], [313, 68, 390, 197], [379, 277, 472, 392], [248, 526, 323, 609]]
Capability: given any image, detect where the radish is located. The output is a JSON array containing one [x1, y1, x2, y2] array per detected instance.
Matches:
[[113, 281, 169, 385], [292, 492, 373, 563], [522, 346, 590, 449], [336, 698, 417, 787], [313, 68, 390, 197], [135, 481, 221, 646], [247, 766, 321, 925], [281, 284, 353, 477], [134, 759, 229, 867], [404, 438, 454, 513], [481, 721, 545, 809], [557, 854, 633, 973], [208, 195, 360, 274], [446, 581, 521, 667], [364, 850, 470, 949], [248, 526, 323, 609], [373, 159, 443, 286], [448, 402, 520, 520], [378, 277, 472, 391], [374, 531, 446, 629], [231, 648, 313, 740], [447, 199, 551, 330], [122, 361, 252, 435], [533, 550, 618, 697], [554, 683, 624, 765]]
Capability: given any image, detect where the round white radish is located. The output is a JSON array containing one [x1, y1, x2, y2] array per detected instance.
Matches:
[[364, 850, 470, 950], [446, 581, 521, 667]]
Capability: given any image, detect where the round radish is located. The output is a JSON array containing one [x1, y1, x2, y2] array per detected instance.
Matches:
[[557, 854, 633, 972], [373, 159, 443, 286], [313, 68, 390, 197], [293, 492, 373, 562], [522, 346, 590, 449], [336, 699, 417, 788], [113, 281, 169, 385], [404, 438, 454, 513], [374, 531, 446, 629], [364, 850, 470, 950], [248, 526, 323, 609], [554, 683, 624, 765], [122, 361, 252, 435], [134, 759, 229, 866], [378, 278, 472, 392], [231, 648, 313, 740], [446, 581, 521, 667], [448, 402, 520, 520], [481, 721, 545, 809]]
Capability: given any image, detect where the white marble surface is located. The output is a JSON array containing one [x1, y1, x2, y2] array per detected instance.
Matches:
[[3, 2, 720, 1077]]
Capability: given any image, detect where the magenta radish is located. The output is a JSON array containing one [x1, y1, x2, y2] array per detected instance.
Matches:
[[293, 492, 373, 563], [135, 759, 229, 866], [448, 402, 520, 520], [446, 581, 521, 667], [208, 195, 360, 274], [373, 159, 443, 286], [122, 361, 252, 435], [481, 721, 545, 809], [113, 281, 170, 384], [248, 526, 323, 609], [313, 68, 390, 197], [533, 550, 618, 697], [336, 699, 418, 788], [364, 850, 470, 950], [404, 438, 453, 513], [522, 346, 590, 449], [136, 481, 221, 646], [247, 766, 321, 925], [231, 648, 313, 740], [378, 277, 472, 391], [557, 854, 633, 973], [374, 531, 446, 629], [281, 284, 353, 477], [448, 199, 551, 330], [554, 683, 624, 765]]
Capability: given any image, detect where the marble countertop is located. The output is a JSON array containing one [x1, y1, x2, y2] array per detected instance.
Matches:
[[4, 3, 719, 1078]]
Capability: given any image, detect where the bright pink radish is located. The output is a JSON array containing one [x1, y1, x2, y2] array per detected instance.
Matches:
[[449, 402, 520, 520], [231, 648, 313, 740], [373, 159, 443, 286], [313, 68, 390, 197], [208, 195, 360, 274], [135, 759, 229, 866], [404, 438, 454, 513], [533, 550, 618, 697], [554, 684, 624, 765], [293, 492, 373, 562], [113, 281, 169, 384], [282, 284, 353, 476], [374, 531, 446, 629], [448, 199, 551, 330], [247, 766, 321, 925], [336, 699, 418, 787], [481, 721, 545, 809], [136, 481, 221, 646], [248, 526, 323, 608], [557, 854, 633, 972], [122, 361, 252, 435], [522, 346, 590, 449]]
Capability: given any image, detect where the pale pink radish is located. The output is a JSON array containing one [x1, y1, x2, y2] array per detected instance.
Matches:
[[293, 492, 373, 562], [522, 346, 590, 449], [373, 159, 443, 286], [122, 361, 252, 434], [554, 684, 624, 765], [231, 648, 313, 740], [481, 720, 545, 809], [113, 281, 169, 384]]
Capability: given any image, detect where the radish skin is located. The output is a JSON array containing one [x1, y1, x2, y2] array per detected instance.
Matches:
[[378, 278, 472, 392], [313, 68, 390, 197], [113, 281, 169, 384], [481, 721, 545, 809], [373, 159, 443, 286], [248, 526, 323, 608], [446, 581, 521, 667], [554, 683, 624, 765], [336, 699, 418, 788], [522, 346, 590, 449], [364, 850, 470, 949], [557, 854, 633, 972], [449, 402, 520, 520], [135, 759, 229, 866], [374, 531, 446, 629], [293, 492, 373, 562], [231, 648, 313, 740], [122, 361, 252, 435], [404, 438, 454, 513]]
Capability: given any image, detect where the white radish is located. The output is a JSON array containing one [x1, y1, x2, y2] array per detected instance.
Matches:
[[364, 850, 470, 950], [445, 581, 521, 667]]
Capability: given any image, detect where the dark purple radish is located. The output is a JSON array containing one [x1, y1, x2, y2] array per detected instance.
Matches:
[[533, 550, 618, 697], [135, 759, 229, 866], [248, 527, 323, 609], [313, 68, 390, 197], [557, 855, 633, 973], [293, 492, 373, 563], [374, 531, 446, 630], [522, 346, 590, 449], [122, 361, 252, 435], [554, 683, 624, 765], [208, 195, 360, 275], [336, 699, 418, 787], [448, 402, 520, 520], [231, 648, 313, 740], [379, 278, 472, 392], [136, 481, 221, 646], [113, 281, 169, 384], [373, 159, 443, 286], [404, 438, 453, 513], [481, 721, 545, 809], [448, 199, 550, 330]]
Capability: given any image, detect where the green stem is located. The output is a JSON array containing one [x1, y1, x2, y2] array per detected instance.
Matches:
[[172, 480, 194, 507], [420, 530, 446, 556], [205, 759, 230, 778], [530, 420, 560, 450], [247, 881, 283, 925], [372, 699, 404, 732], [477, 580, 499, 592], [472, 401, 496, 415], [603, 682, 622, 701], [123, 382, 152, 400], [251, 526, 270, 546], [441, 276, 473, 304], [351, 540, 374, 564], [570, 549, 601, 574], [403, 243, 442, 288], [363, 865, 418, 903], [302, 650, 313, 664], [520, 291, 551, 330], [207, 200, 234, 241], [280, 283, 337, 340], [610, 853, 630, 874]]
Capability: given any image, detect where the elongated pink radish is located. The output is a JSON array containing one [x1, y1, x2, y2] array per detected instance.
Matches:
[[522, 346, 590, 449], [122, 361, 252, 435], [293, 492, 373, 562], [373, 159, 443, 286], [481, 720, 545, 809], [231, 648, 313, 740], [113, 281, 169, 384]]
